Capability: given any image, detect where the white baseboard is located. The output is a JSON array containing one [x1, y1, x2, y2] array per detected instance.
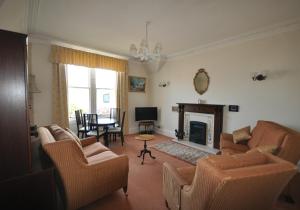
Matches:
[[155, 128, 176, 138], [128, 127, 139, 134]]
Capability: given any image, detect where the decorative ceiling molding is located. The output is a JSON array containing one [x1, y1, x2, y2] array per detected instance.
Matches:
[[168, 18, 300, 60], [27, 0, 40, 33], [28, 33, 129, 60]]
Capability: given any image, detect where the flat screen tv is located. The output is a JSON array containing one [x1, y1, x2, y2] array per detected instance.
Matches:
[[135, 107, 157, 121]]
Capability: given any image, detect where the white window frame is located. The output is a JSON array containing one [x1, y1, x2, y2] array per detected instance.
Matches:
[[67, 65, 117, 119]]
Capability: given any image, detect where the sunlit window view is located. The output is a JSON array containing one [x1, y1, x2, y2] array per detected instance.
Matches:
[[96, 69, 117, 117], [68, 65, 90, 118], [67, 65, 117, 119]]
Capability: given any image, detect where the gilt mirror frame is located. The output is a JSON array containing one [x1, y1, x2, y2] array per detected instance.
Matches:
[[193, 68, 209, 95]]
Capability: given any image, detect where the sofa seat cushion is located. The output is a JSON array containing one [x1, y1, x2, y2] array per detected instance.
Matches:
[[247, 145, 279, 155], [221, 148, 245, 156], [87, 151, 118, 164], [248, 121, 287, 149], [83, 142, 109, 157], [220, 136, 249, 152]]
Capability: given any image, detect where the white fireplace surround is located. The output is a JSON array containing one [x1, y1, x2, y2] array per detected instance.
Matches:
[[184, 112, 215, 149]]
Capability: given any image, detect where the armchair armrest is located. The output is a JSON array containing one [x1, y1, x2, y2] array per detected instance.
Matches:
[[81, 136, 97, 147], [163, 162, 189, 210]]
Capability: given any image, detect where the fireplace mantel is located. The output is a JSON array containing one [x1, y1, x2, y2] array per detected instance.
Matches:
[[176, 103, 225, 149]]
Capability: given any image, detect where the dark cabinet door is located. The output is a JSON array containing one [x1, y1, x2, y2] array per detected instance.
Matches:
[[0, 30, 30, 181]]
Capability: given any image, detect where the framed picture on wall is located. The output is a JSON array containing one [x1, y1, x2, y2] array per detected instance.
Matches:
[[129, 76, 146, 92]]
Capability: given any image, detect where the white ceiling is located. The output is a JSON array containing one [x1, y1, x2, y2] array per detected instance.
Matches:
[[2, 0, 300, 57]]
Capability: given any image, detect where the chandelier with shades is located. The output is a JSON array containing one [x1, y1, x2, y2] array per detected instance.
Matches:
[[130, 21, 162, 62]]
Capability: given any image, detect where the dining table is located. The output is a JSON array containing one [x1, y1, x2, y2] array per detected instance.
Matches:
[[96, 117, 116, 147]]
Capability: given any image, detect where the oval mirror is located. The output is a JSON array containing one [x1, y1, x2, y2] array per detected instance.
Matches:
[[193, 69, 209, 95]]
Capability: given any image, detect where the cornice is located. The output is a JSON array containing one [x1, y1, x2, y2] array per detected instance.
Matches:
[[167, 18, 300, 60], [28, 33, 129, 60]]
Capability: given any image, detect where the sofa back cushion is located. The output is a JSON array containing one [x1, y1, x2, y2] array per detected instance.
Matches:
[[248, 121, 287, 149], [47, 124, 83, 149]]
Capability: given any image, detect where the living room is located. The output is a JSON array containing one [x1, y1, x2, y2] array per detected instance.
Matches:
[[0, 0, 300, 210]]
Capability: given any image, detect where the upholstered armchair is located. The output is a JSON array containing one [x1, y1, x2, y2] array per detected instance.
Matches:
[[163, 152, 297, 210]]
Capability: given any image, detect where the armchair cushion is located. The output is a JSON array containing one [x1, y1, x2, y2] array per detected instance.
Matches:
[[232, 126, 251, 144]]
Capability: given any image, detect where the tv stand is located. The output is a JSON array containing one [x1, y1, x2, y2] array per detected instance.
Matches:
[[138, 121, 155, 134]]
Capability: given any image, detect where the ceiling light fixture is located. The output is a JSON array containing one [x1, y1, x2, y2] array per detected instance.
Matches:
[[130, 21, 162, 62]]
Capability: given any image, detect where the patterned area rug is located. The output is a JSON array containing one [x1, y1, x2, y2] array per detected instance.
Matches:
[[152, 141, 210, 165]]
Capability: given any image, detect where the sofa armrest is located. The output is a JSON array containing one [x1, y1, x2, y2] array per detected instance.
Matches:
[[220, 133, 249, 152], [67, 155, 129, 209], [277, 134, 300, 164], [81, 136, 97, 147]]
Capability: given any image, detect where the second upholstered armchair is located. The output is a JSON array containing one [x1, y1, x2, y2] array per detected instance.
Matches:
[[163, 151, 297, 210]]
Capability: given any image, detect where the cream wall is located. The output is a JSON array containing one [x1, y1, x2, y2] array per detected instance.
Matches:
[[30, 43, 53, 126], [0, 0, 28, 33], [150, 29, 300, 137], [128, 61, 151, 133], [30, 42, 150, 132]]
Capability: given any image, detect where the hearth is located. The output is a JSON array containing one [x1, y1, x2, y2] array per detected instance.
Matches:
[[189, 121, 207, 145]]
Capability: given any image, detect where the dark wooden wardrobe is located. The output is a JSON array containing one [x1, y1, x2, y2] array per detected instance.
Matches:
[[0, 29, 57, 210]]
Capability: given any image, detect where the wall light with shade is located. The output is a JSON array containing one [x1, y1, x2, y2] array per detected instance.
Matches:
[[252, 71, 267, 81], [158, 81, 170, 87]]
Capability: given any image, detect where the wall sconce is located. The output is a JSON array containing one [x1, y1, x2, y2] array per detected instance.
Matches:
[[252, 72, 267, 81], [158, 81, 170, 87]]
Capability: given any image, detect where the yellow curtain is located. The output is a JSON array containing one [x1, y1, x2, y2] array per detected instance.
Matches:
[[52, 63, 69, 128], [50, 45, 127, 72], [117, 66, 129, 134]]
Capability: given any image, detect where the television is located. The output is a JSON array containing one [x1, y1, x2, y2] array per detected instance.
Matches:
[[135, 107, 158, 121]]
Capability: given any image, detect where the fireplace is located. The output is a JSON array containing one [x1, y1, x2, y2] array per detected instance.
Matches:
[[176, 103, 224, 149], [189, 121, 207, 145]]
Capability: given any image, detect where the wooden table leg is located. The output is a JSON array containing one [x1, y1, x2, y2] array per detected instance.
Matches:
[[104, 126, 109, 147]]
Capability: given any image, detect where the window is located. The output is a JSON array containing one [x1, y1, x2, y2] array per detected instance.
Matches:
[[67, 65, 117, 119], [95, 69, 117, 117]]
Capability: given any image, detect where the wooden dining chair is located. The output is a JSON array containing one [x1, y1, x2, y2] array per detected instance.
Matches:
[[108, 111, 125, 146], [83, 113, 105, 141], [110, 108, 120, 127], [75, 110, 86, 138]]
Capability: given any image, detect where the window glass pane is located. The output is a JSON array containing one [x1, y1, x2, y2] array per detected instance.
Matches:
[[95, 69, 116, 89], [68, 88, 90, 118], [68, 65, 89, 87], [96, 89, 116, 117]]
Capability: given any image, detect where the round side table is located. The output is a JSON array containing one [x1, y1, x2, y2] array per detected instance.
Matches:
[[135, 134, 156, 164]]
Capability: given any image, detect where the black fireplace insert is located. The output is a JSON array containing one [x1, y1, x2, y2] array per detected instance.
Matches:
[[189, 121, 207, 145]]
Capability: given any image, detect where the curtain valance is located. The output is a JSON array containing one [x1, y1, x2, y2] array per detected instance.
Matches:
[[50, 45, 128, 72]]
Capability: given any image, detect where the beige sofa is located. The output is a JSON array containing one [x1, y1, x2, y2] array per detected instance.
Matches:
[[163, 151, 297, 210], [220, 120, 300, 206], [38, 125, 129, 210]]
